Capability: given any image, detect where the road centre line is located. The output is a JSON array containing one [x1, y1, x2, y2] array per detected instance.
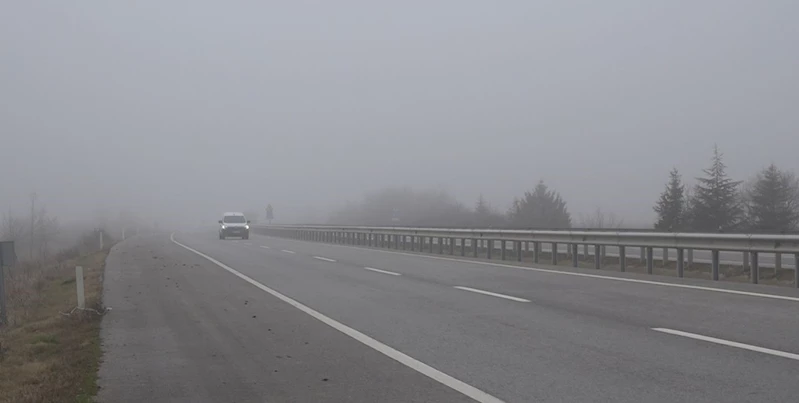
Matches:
[[652, 328, 799, 361], [270, 237, 799, 303], [364, 267, 402, 276], [453, 286, 530, 303]]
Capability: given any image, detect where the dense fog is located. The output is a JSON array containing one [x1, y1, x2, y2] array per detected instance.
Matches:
[[2, 1, 798, 240]]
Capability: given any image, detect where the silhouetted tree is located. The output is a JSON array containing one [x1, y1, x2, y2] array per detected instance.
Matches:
[[471, 194, 505, 227], [744, 164, 799, 232], [507, 180, 571, 228], [653, 168, 685, 231], [688, 146, 742, 231]]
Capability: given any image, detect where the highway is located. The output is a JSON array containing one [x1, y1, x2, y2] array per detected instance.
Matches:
[[97, 230, 799, 402]]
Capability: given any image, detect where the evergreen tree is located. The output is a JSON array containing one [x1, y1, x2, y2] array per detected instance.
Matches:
[[507, 180, 571, 228], [653, 168, 685, 231], [745, 164, 799, 232], [475, 194, 490, 217], [689, 145, 743, 231]]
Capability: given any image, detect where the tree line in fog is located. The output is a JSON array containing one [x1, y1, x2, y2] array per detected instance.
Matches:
[[328, 145, 799, 233]]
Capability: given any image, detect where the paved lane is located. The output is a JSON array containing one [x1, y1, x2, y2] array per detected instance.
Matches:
[[168, 231, 799, 402], [97, 234, 472, 403], [99, 231, 799, 402]]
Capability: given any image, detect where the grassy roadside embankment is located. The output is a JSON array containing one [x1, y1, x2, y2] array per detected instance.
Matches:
[[1, 239, 110, 403]]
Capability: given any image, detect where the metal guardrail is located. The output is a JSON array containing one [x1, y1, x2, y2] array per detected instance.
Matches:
[[253, 225, 799, 288]]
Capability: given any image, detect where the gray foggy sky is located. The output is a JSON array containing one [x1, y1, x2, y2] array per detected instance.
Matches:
[[2, 1, 798, 227]]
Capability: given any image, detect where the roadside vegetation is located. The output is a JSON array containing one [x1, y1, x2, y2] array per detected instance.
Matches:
[[327, 145, 799, 234], [0, 231, 112, 403]]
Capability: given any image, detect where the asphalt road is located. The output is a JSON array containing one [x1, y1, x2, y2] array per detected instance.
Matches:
[[98, 231, 799, 402]]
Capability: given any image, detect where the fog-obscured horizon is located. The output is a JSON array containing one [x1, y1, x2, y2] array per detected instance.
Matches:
[[2, 1, 798, 230]]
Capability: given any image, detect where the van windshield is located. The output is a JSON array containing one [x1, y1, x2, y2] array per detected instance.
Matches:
[[223, 216, 246, 223]]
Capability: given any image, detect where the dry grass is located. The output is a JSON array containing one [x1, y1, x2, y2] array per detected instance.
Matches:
[[0, 249, 108, 403]]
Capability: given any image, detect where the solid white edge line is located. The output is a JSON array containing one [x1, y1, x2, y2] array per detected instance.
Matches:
[[364, 267, 402, 276], [170, 234, 503, 403], [313, 256, 337, 262], [652, 328, 799, 361], [281, 249, 296, 254], [453, 286, 530, 303], [259, 245, 270, 249], [265, 237, 799, 303]]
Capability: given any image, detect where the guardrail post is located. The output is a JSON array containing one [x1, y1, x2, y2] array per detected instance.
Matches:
[[712, 250, 720, 280], [646, 247, 654, 274], [449, 238, 455, 255], [395, 235, 400, 249], [533, 242, 540, 264], [640, 247, 646, 264], [743, 252, 750, 274], [571, 244, 578, 267], [472, 239, 478, 257], [461, 239, 466, 256], [551, 243, 558, 265], [594, 245, 601, 270], [775, 253, 782, 278], [500, 240, 506, 260], [794, 253, 798, 288], [582, 244, 588, 261], [438, 237, 443, 254], [619, 246, 626, 272], [687, 249, 693, 268], [486, 240, 492, 260], [676, 248, 684, 278], [523, 241, 529, 261], [517, 241, 523, 262], [662, 248, 668, 267], [751, 252, 759, 284]]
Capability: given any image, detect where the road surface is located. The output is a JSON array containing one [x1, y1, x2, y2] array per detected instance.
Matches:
[[97, 231, 799, 402]]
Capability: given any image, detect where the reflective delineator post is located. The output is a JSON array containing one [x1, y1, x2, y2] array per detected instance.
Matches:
[[76, 266, 85, 310]]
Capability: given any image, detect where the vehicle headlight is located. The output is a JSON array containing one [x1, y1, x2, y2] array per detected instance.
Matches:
[[221, 225, 226, 229], [245, 224, 250, 230]]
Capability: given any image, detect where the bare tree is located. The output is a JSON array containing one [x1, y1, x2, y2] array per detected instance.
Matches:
[[35, 208, 60, 259], [1, 209, 26, 241], [579, 207, 624, 229]]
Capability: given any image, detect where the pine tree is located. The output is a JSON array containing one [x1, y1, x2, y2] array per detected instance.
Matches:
[[507, 180, 571, 228], [745, 164, 799, 232], [689, 145, 742, 231], [653, 168, 685, 231]]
